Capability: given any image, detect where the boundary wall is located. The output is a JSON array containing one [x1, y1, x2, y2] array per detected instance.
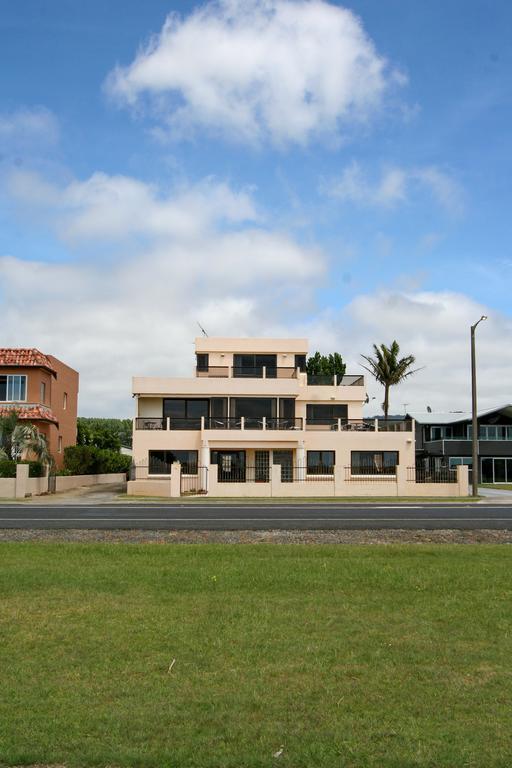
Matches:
[[127, 464, 469, 498]]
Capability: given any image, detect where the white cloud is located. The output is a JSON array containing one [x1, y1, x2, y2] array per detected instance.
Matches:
[[1, 169, 324, 414], [105, 0, 403, 146], [322, 161, 464, 214], [8, 170, 258, 242], [305, 290, 511, 415], [0, 106, 59, 146]]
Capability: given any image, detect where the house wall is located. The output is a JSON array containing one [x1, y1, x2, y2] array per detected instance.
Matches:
[[0, 357, 79, 469]]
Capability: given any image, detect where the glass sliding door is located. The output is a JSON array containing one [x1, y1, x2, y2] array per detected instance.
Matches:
[[231, 398, 276, 429]]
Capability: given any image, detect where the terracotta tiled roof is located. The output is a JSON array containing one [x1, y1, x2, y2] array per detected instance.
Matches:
[[0, 348, 57, 375], [0, 404, 58, 425]]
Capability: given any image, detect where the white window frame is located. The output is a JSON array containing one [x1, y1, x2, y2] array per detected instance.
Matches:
[[0, 374, 27, 402]]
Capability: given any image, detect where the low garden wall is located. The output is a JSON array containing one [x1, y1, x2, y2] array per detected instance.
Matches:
[[55, 473, 127, 492]]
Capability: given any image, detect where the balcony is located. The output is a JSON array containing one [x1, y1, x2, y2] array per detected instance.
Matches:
[[306, 374, 364, 386], [306, 419, 413, 432], [135, 416, 304, 431], [196, 366, 297, 379]]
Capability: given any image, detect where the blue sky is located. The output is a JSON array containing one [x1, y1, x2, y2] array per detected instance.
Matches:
[[1, 0, 511, 415]]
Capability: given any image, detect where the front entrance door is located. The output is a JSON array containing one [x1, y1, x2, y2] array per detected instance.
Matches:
[[214, 450, 246, 482]]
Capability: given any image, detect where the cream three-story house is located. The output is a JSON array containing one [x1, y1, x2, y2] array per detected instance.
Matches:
[[130, 338, 420, 496]]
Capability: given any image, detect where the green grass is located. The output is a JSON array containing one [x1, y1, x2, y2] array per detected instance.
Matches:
[[122, 494, 479, 503], [1, 544, 512, 767], [481, 484, 512, 491]]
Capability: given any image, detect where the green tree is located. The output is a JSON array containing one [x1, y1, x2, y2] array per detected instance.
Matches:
[[0, 410, 53, 468], [306, 352, 346, 378], [76, 418, 132, 450], [361, 341, 419, 419]]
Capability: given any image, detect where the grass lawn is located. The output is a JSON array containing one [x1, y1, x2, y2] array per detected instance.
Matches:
[[1, 544, 512, 767], [481, 484, 512, 491], [122, 495, 479, 503]]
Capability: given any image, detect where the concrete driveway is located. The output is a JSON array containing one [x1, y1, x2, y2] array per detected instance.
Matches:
[[478, 486, 512, 501], [28, 482, 126, 505]]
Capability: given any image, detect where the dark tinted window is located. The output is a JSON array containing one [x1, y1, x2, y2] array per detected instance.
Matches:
[[306, 404, 347, 423], [149, 450, 198, 474], [351, 451, 398, 474], [196, 354, 209, 371], [307, 451, 335, 474]]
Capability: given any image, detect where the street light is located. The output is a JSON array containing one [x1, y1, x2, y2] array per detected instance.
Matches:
[[470, 315, 487, 496]]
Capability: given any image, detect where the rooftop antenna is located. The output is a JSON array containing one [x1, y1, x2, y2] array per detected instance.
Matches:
[[403, 403, 409, 414], [427, 405, 432, 413], [196, 321, 208, 338]]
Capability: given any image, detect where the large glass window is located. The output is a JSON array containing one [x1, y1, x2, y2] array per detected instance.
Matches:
[[149, 450, 198, 474], [295, 354, 306, 372], [0, 375, 27, 402], [232, 398, 276, 429], [307, 450, 335, 475], [306, 404, 347, 424], [196, 354, 209, 371], [351, 451, 398, 475], [233, 354, 277, 378], [163, 399, 209, 429]]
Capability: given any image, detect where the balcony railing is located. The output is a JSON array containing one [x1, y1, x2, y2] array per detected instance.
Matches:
[[135, 417, 167, 430], [196, 366, 297, 379], [136, 416, 303, 431], [307, 374, 364, 386], [305, 419, 413, 432]]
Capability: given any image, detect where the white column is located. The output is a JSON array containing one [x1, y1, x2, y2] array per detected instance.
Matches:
[[200, 440, 209, 492], [296, 441, 306, 481]]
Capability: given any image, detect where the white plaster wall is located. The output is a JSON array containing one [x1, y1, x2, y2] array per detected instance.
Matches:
[[0, 479, 16, 497]]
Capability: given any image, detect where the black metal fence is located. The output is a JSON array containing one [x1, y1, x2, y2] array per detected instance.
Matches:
[[291, 466, 335, 482], [345, 466, 397, 482], [216, 465, 270, 483], [408, 467, 457, 484]]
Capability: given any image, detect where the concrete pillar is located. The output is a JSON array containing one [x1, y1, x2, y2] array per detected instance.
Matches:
[[209, 463, 219, 496], [457, 464, 469, 496], [15, 463, 29, 499], [200, 441, 209, 492], [334, 465, 345, 496], [296, 442, 306, 481], [395, 463, 407, 497], [170, 462, 181, 498], [271, 464, 281, 497]]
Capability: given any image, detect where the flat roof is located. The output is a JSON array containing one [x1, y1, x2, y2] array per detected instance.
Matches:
[[194, 337, 308, 354]]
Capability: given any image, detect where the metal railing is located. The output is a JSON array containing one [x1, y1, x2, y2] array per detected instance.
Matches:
[[377, 420, 413, 432], [135, 417, 166, 430], [305, 419, 373, 431], [196, 366, 230, 378], [196, 366, 297, 379], [307, 374, 364, 386], [204, 416, 303, 430], [216, 465, 270, 483], [345, 466, 397, 481], [408, 467, 457, 484], [181, 467, 208, 495], [302, 466, 335, 481]]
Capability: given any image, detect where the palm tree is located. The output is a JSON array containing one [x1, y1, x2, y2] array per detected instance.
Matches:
[[0, 410, 53, 468], [361, 341, 419, 419]]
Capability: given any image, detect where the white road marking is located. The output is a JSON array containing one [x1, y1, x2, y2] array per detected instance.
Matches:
[[0, 516, 511, 523]]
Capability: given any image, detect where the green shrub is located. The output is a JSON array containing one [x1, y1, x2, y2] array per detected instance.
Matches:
[[63, 445, 131, 476], [20, 460, 45, 478], [0, 459, 16, 478]]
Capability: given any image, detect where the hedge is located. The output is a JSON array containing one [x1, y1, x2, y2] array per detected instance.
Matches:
[[63, 445, 132, 476], [0, 460, 45, 478]]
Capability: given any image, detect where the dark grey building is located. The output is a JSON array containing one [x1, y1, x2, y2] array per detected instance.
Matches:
[[406, 404, 512, 484]]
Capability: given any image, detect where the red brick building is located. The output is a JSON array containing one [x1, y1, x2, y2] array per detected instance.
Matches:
[[0, 349, 79, 468]]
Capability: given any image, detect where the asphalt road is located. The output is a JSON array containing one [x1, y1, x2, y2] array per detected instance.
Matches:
[[1, 502, 512, 530]]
